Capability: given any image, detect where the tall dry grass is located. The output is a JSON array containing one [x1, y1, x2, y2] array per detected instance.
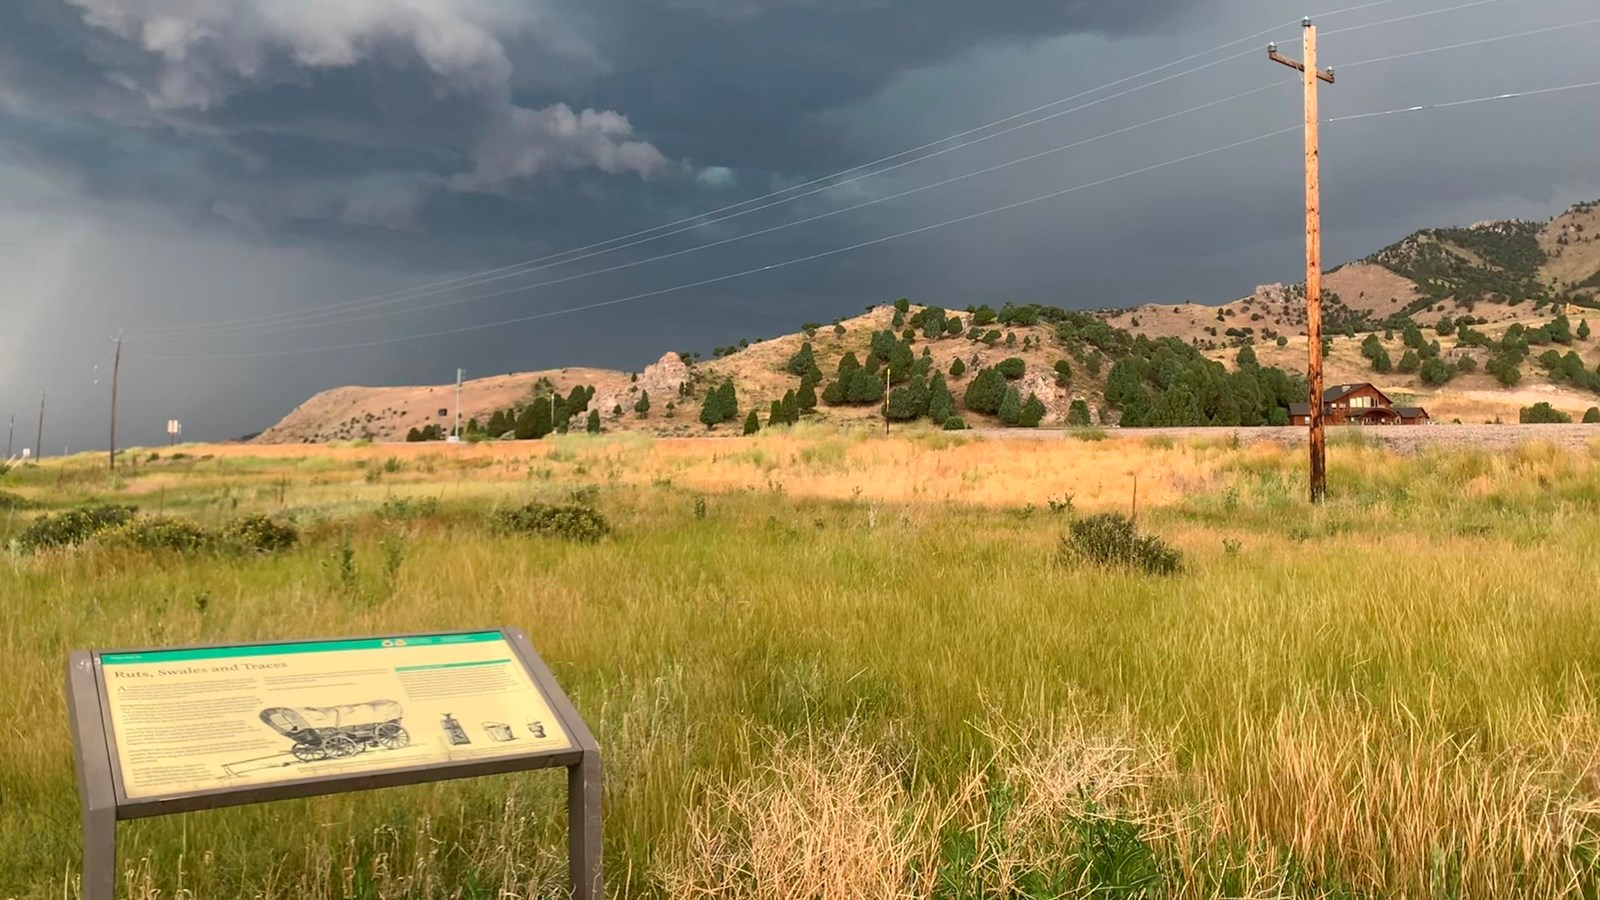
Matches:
[[5, 433, 1600, 897]]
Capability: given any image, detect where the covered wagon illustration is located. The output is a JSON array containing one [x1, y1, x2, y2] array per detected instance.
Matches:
[[260, 700, 410, 762]]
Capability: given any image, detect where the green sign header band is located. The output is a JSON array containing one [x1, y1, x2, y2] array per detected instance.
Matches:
[[100, 631, 504, 665]]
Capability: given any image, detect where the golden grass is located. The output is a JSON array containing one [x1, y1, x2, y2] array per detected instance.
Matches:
[[5, 433, 1600, 898]]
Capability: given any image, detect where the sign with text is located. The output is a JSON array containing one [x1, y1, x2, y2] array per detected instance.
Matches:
[[101, 631, 572, 799], [68, 627, 600, 900]]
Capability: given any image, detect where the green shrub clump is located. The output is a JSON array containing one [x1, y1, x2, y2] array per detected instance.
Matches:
[[1059, 513, 1182, 576], [1585, 407, 1600, 424], [497, 503, 611, 543], [942, 416, 967, 431], [224, 515, 300, 553], [1519, 402, 1571, 424], [18, 505, 136, 552], [104, 516, 213, 552]]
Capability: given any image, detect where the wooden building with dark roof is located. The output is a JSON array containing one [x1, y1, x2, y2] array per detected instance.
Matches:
[[1288, 383, 1430, 426]]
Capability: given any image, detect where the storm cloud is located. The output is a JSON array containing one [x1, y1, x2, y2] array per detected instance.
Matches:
[[0, 0, 1596, 452]]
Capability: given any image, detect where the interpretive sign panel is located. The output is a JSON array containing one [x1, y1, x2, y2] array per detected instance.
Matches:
[[100, 631, 571, 799], [68, 627, 600, 900]]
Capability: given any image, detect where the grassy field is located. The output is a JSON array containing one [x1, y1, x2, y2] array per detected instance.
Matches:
[[5, 427, 1600, 898]]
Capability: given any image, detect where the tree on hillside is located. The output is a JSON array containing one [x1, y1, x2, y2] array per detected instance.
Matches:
[[846, 367, 886, 404], [743, 410, 761, 434], [996, 357, 1025, 379], [1019, 393, 1046, 428], [586, 410, 601, 434], [824, 352, 862, 405], [786, 342, 817, 377], [634, 390, 651, 418], [1053, 360, 1071, 387], [964, 367, 1007, 414], [949, 357, 966, 378], [888, 340, 915, 384], [699, 381, 737, 428], [1067, 399, 1092, 427], [797, 376, 818, 412], [998, 385, 1023, 426], [1397, 349, 1421, 374], [1584, 407, 1600, 423], [893, 297, 910, 314], [927, 373, 954, 424], [1579, 319, 1592, 340], [1236, 344, 1258, 370]]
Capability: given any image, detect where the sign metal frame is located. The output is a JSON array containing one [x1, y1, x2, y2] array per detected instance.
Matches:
[[67, 627, 601, 900]]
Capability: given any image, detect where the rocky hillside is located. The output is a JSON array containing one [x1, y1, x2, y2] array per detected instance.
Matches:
[[256, 199, 1600, 442]]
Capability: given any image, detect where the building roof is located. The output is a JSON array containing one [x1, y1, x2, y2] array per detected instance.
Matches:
[[1289, 402, 1310, 416], [1322, 382, 1393, 404], [1394, 407, 1429, 418]]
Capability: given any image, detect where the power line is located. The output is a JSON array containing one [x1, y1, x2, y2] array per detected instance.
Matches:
[[128, 1, 1444, 339], [129, 44, 1284, 340], [1339, 16, 1600, 68], [136, 75, 1600, 362], [128, 12, 1600, 345], [131, 2, 1585, 345], [130, 126, 1301, 360], [133, 82, 1290, 340], [1325, 79, 1600, 121]]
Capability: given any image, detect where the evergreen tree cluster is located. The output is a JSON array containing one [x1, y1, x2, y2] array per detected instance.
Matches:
[[474, 384, 597, 441], [699, 380, 740, 428], [1102, 337, 1303, 427]]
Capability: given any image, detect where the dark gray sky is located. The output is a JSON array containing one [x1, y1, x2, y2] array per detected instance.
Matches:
[[2, 0, 1596, 452]]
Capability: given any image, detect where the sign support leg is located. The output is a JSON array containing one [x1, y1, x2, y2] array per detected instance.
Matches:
[[66, 652, 117, 900], [568, 751, 603, 900]]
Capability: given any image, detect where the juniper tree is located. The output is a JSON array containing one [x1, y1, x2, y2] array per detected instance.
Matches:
[[1067, 399, 1092, 427], [797, 377, 818, 412], [634, 390, 651, 418], [743, 409, 761, 434], [1019, 393, 1046, 428], [964, 367, 1006, 414], [999, 386, 1023, 426], [785, 342, 816, 377], [586, 410, 601, 433], [927, 372, 954, 423]]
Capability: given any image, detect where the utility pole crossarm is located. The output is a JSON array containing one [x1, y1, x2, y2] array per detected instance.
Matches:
[[1268, 45, 1335, 83]]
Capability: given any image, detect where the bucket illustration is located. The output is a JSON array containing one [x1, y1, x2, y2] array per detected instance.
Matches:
[[483, 722, 515, 742], [441, 713, 471, 746]]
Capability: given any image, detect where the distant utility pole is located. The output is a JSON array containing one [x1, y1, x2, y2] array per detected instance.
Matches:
[[109, 333, 124, 471], [1270, 18, 1335, 504], [882, 366, 890, 435], [6, 414, 13, 459], [454, 367, 464, 439], [35, 391, 46, 462]]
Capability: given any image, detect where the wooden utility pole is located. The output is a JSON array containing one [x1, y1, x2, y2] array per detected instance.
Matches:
[[1270, 19, 1335, 503], [108, 333, 123, 471], [35, 391, 45, 462], [6, 414, 13, 459], [883, 366, 890, 435]]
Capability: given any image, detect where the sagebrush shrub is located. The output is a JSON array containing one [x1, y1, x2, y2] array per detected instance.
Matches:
[[224, 515, 300, 553], [18, 505, 136, 552], [104, 516, 213, 552], [1059, 513, 1181, 576], [497, 503, 611, 543]]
